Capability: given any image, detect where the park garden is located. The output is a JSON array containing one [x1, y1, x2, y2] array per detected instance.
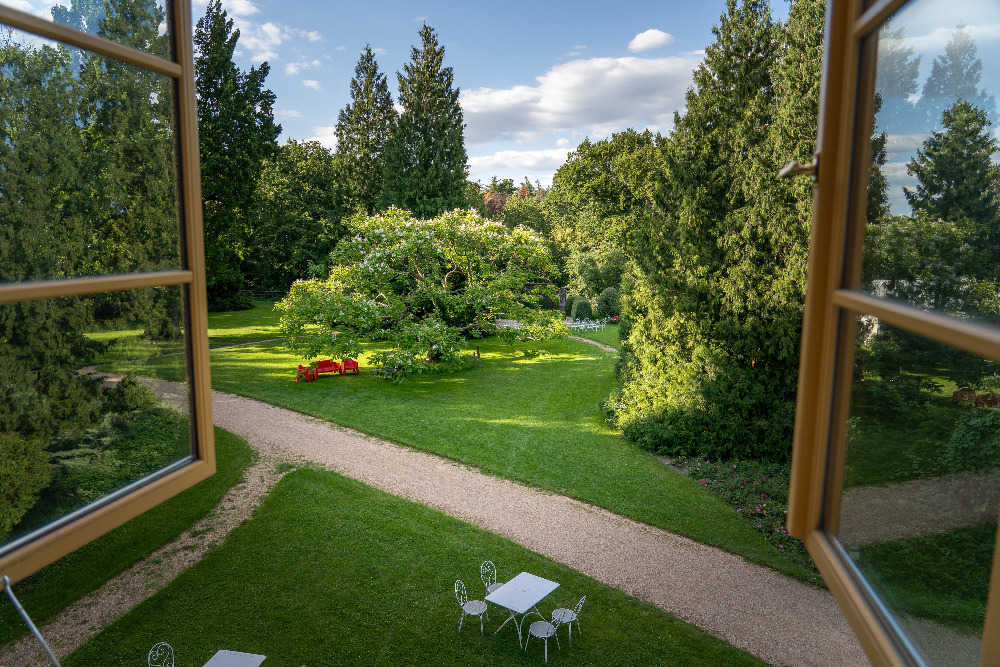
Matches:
[[4, 0, 1000, 661]]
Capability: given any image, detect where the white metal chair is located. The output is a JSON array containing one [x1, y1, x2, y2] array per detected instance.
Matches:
[[524, 611, 563, 663], [481, 560, 503, 595], [148, 642, 174, 667], [552, 595, 586, 646], [455, 579, 489, 635]]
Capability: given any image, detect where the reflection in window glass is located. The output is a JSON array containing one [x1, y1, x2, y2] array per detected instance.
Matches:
[[0, 286, 190, 554], [862, 0, 1000, 324], [49, 0, 171, 59], [0, 26, 180, 285], [840, 318, 998, 664]]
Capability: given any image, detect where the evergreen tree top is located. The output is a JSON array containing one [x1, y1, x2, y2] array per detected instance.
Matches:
[[397, 24, 461, 116]]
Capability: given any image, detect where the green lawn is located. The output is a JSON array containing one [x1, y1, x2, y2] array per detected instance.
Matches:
[[572, 323, 620, 350], [66, 468, 769, 667], [87, 300, 283, 364], [0, 428, 255, 646], [114, 335, 819, 584]]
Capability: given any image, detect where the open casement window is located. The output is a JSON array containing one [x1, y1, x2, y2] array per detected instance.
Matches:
[[0, 1, 213, 583], [789, 0, 1000, 664]]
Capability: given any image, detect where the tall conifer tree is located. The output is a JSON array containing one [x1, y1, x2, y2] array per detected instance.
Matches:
[[381, 24, 468, 218], [195, 0, 280, 310], [335, 46, 395, 215]]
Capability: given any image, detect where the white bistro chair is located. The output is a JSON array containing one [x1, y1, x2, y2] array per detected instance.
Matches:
[[148, 642, 174, 667], [455, 579, 489, 635], [524, 611, 563, 662], [481, 560, 503, 595], [552, 595, 586, 646]]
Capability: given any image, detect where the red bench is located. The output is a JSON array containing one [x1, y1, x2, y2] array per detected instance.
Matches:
[[295, 365, 316, 383], [342, 358, 359, 374], [316, 359, 343, 376]]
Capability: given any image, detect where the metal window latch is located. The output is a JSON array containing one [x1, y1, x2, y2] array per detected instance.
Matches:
[[2, 575, 62, 666], [779, 154, 819, 180]]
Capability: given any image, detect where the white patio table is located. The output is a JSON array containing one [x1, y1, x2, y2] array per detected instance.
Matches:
[[485, 571, 560, 648], [202, 649, 267, 667]]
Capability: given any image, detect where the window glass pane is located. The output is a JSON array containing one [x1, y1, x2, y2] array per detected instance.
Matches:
[[23, 0, 171, 59], [862, 0, 1000, 324], [0, 285, 191, 555], [839, 319, 998, 664], [0, 26, 181, 285]]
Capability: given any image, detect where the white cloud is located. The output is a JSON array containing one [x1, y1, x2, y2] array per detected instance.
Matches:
[[628, 29, 675, 52], [372, 47, 388, 55], [335, 46, 346, 51], [5, 0, 48, 17], [275, 109, 303, 120], [285, 59, 322, 75], [223, 0, 260, 17], [309, 126, 338, 150], [303, 79, 323, 91], [239, 21, 285, 61], [461, 55, 700, 145], [305, 30, 322, 42], [469, 148, 570, 174]]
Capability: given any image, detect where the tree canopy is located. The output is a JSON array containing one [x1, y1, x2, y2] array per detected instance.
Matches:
[[380, 25, 468, 218], [195, 0, 281, 310], [276, 209, 564, 378]]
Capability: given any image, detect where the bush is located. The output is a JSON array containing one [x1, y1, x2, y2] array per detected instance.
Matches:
[[595, 287, 620, 318], [564, 295, 578, 317], [946, 408, 1000, 472], [677, 456, 814, 572], [103, 375, 158, 413], [0, 433, 51, 537], [571, 298, 592, 320]]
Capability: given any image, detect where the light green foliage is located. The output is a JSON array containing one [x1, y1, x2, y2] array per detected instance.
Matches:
[[195, 0, 281, 311], [616, 0, 821, 462], [276, 208, 564, 378], [246, 140, 349, 290], [595, 287, 620, 318], [334, 46, 395, 215], [380, 25, 468, 218], [0, 433, 51, 537]]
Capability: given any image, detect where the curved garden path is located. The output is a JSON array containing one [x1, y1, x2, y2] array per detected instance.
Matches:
[[4, 375, 878, 667]]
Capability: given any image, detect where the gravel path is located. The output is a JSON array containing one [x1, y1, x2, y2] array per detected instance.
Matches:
[[4, 376, 873, 667]]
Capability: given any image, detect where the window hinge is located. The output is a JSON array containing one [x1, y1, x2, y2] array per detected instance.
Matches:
[[779, 154, 819, 181]]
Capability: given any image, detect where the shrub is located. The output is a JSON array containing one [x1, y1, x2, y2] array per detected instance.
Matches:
[[946, 408, 1000, 472], [571, 298, 592, 320], [595, 287, 620, 318], [103, 375, 158, 413], [0, 433, 51, 537], [564, 295, 578, 317]]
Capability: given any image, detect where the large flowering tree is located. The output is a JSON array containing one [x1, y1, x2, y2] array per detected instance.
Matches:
[[277, 208, 565, 377]]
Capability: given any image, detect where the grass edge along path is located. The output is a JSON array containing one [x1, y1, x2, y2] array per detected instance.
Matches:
[[0, 428, 254, 647], [66, 468, 771, 667], [117, 336, 819, 585]]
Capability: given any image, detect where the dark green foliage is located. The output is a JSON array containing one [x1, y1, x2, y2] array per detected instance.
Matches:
[[946, 408, 1000, 472], [335, 46, 395, 215], [101, 375, 158, 414], [571, 298, 593, 320], [245, 140, 350, 290], [904, 100, 1000, 271], [564, 295, 578, 317], [380, 25, 468, 218], [679, 457, 814, 571], [195, 0, 281, 310], [595, 287, 620, 318], [616, 0, 822, 462], [0, 433, 51, 536]]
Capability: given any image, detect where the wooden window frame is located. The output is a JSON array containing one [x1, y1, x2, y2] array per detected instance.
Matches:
[[787, 0, 1000, 664], [0, 1, 214, 584]]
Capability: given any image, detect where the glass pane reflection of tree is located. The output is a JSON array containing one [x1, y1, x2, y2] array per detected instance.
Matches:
[[0, 22, 181, 286], [845, 2, 1000, 662], [0, 286, 191, 553]]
